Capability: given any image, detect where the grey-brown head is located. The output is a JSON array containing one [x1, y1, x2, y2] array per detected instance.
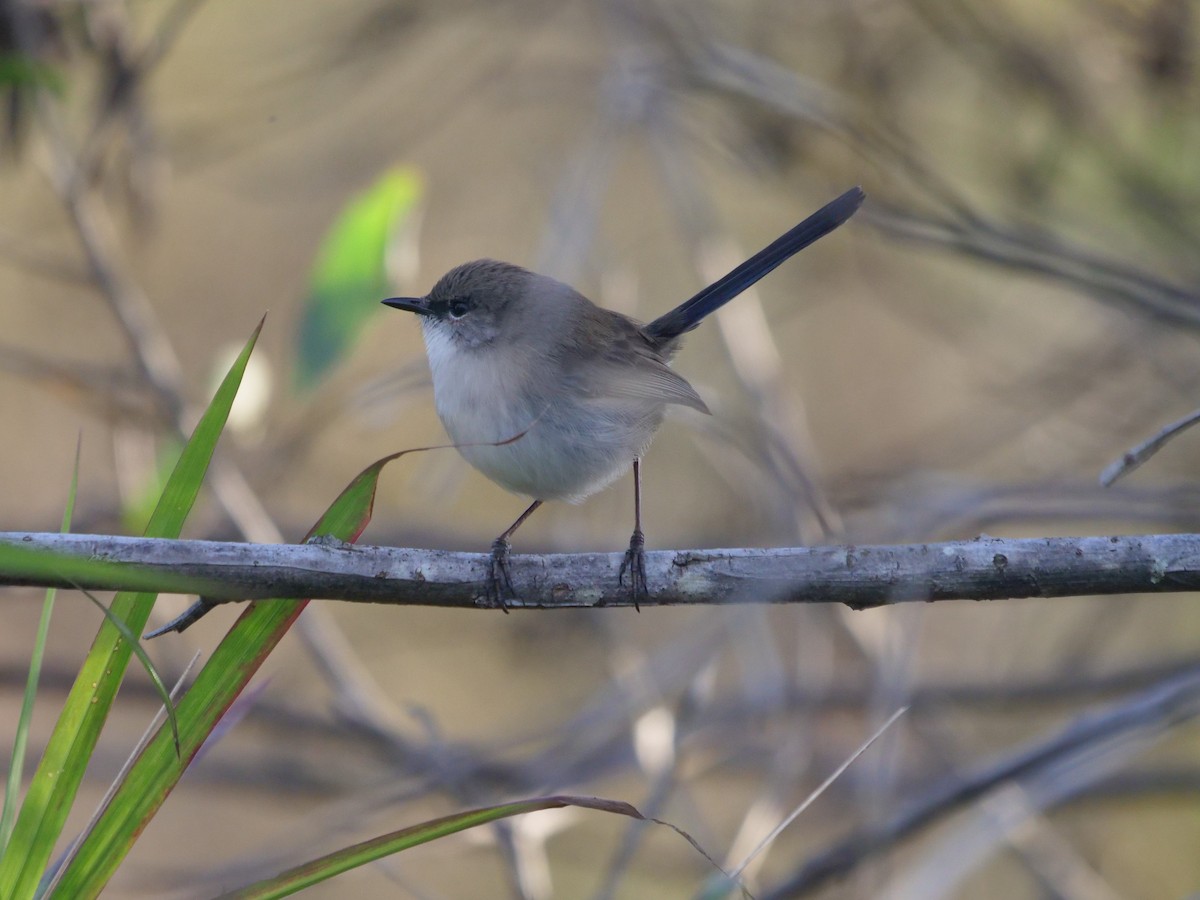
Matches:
[[383, 259, 588, 351]]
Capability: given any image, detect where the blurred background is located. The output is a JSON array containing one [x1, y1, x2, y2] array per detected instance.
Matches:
[[3, 0, 1200, 897]]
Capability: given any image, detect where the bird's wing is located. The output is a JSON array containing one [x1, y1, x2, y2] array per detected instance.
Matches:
[[564, 326, 711, 414]]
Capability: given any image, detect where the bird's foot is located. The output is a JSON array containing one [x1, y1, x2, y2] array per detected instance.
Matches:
[[619, 529, 648, 611], [485, 537, 515, 612], [307, 534, 355, 550]]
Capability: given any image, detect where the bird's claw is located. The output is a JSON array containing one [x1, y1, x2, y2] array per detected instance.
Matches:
[[485, 537, 515, 611], [619, 529, 648, 611]]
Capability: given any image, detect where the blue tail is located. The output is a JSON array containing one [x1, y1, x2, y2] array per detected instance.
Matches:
[[643, 186, 864, 345]]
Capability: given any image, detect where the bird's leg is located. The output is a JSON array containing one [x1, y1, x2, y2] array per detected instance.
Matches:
[[618, 458, 648, 610], [487, 499, 543, 610]]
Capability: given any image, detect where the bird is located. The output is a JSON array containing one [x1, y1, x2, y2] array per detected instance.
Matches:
[[384, 186, 864, 607]]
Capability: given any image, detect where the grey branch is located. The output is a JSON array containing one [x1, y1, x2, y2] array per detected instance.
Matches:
[[763, 665, 1200, 898], [3, 532, 1200, 610]]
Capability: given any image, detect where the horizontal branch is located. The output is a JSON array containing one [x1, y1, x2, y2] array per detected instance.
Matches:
[[2, 532, 1200, 610]]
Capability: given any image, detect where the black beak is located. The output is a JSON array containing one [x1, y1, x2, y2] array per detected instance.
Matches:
[[382, 297, 433, 316]]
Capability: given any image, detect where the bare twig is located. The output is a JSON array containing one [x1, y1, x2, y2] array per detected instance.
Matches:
[[1099, 406, 1200, 487], [865, 202, 1200, 331], [724, 706, 909, 888]]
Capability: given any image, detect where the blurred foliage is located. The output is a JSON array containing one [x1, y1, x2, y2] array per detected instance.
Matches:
[[294, 165, 423, 392], [3, 0, 1200, 898], [0, 53, 63, 92], [0, 318, 260, 900]]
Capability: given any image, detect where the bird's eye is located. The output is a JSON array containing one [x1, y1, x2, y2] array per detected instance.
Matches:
[[448, 299, 470, 319]]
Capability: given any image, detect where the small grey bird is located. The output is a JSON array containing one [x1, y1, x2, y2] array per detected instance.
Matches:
[[384, 186, 864, 607]]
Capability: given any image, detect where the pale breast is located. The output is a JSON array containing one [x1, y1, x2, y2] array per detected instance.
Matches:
[[423, 324, 665, 501]]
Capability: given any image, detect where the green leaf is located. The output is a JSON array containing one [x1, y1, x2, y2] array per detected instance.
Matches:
[[0, 541, 212, 598], [0, 317, 263, 900], [0, 54, 65, 94], [217, 796, 660, 900], [0, 439, 80, 855], [295, 165, 422, 391], [46, 450, 392, 897], [78, 590, 181, 758]]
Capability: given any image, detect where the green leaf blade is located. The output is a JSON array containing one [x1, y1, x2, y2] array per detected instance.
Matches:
[[219, 797, 645, 900], [47, 445, 391, 898], [0, 441, 81, 855], [0, 318, 263, 900]]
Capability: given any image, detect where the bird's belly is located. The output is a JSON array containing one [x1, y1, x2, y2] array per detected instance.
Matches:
[[433, 373, 663, 502]]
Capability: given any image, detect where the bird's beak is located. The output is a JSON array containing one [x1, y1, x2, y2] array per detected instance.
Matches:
[[382, 296, 433, 316]]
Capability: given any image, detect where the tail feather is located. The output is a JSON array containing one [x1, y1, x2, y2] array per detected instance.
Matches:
[[643, 186, 864, 345]]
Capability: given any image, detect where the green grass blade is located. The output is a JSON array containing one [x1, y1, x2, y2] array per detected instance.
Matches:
[[0, 541, 212, 597], [78, 589, 181, 757], [217, 796, 662, 900], [0, 439, 81, 854], [0, 318, 263, 900], [47, 452, 390, 898]]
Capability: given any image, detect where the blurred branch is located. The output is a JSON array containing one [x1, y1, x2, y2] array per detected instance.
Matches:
[[836, 477, 1200, 543], [677, 15, 1200, 328], [4, 531, 1200, 610], [0, 232, 89, 284], [36, 102, 185, 416], [1100, 406, 1200, 486], [865, 201, 1200, 330], [764, 665, 1200, 899], [0, 343, 162, 426], [12, 0, 419, 754]]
